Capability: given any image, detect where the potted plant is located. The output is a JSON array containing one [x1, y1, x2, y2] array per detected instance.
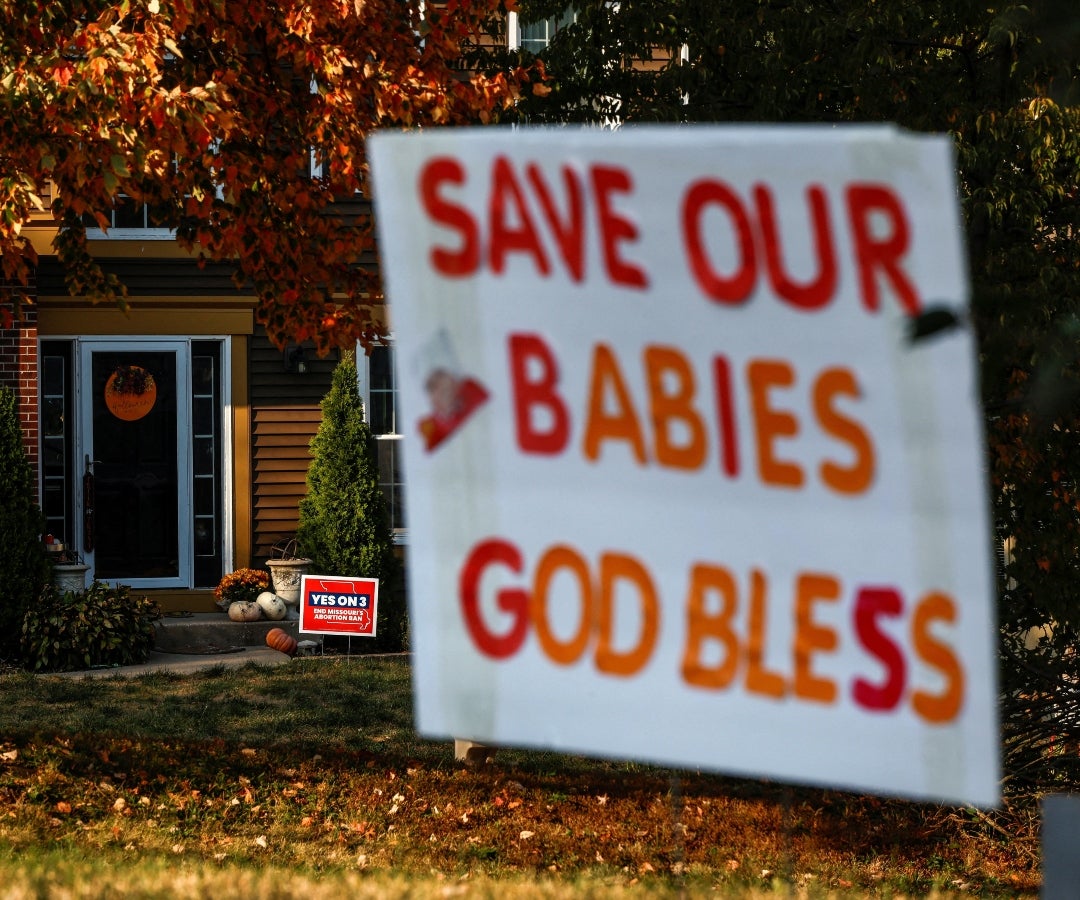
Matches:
[[264, 540, 312, 615], [46, 540, 91, 594], [213, 566, 271, 620]]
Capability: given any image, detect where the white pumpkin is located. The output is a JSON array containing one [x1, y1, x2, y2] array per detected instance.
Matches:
[[256, 591, 287, 621], [228, 600, 263, 622]]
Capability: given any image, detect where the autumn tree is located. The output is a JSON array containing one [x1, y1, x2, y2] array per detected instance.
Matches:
[[0, 0, 526, 350], [508, 0, 1080, 793]]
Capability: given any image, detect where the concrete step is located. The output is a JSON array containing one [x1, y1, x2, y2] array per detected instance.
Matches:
[[154, 612, 302, 654]]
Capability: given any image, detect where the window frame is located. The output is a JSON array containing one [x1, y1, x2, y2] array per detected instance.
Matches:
[[357, 340, 407, 545]]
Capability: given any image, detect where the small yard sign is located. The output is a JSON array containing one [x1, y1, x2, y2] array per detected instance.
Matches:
[[299, 576, 379, 638], [369, 125, 1000, 807]]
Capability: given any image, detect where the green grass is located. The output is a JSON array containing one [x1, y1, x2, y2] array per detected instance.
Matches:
[[0, 658, 1042, 898]]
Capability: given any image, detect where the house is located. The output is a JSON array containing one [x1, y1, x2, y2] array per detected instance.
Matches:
[[0, 6, 580, 612], [17, 192, 350, 612]]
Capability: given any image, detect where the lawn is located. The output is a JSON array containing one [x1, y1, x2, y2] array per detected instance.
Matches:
[[0, 656, 1040, 898]]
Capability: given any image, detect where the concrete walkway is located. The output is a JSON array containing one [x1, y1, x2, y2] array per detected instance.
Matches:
[[53, 612, 304, 678], [55, 646, 292, 679]]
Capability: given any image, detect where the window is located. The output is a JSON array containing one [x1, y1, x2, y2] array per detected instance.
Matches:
[[191, 341, 224, 586], [84, 145, 223, 239], [509, 9, 575, 53], [83, 196, 176, 239], [359, 343, 406, 541], [40, 342, 73, 546]]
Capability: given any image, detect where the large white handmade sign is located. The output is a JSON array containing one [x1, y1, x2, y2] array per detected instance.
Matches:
[[370, 125, 999, 806]]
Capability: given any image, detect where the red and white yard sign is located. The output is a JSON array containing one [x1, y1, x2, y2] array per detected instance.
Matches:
[[369, 125, 999, 806], [299, 576, 378, 638]]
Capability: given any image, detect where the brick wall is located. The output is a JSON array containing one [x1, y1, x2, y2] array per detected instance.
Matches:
[[0, 294, 40, 497]]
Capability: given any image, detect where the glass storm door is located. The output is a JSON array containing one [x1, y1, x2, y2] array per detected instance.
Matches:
[[80, 342, 191, 588]]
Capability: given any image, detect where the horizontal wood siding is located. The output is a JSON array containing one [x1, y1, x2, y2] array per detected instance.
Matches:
[[249, 324, 335, 561], [249, 324, 339, 405], [36, 256, 245, 297], [251, 405, 321, 561]]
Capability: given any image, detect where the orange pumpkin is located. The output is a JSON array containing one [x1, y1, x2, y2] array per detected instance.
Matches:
[[266, 627, 298, 657]]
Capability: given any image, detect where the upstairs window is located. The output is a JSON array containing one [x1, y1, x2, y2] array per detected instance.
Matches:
[[510, 9, 575, 53]]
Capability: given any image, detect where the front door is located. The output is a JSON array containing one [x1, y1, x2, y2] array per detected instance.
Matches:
[[79, 342, 191, 588]]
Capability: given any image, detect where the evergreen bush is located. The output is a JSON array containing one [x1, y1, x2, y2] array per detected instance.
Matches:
[[0, 385, 48, 663], [296, 350, 403, 650]]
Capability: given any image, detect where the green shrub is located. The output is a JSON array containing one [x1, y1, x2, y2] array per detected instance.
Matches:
[[0, 385, 49, 663], [296, 350, 404, 650], [21, 581, 161, 673]]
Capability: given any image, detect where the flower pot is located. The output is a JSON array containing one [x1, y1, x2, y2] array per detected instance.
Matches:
[[265, 557, 312, 609], [53, 563, 90, 594]]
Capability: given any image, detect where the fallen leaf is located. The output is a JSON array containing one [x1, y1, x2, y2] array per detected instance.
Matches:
[[241, 748, 257, 757], [519, 830, 534, 840], [1, 749, 17, 762], [254, 835, 268, 849], [56, 801, 72, 814], [112, 798, 127, 813]]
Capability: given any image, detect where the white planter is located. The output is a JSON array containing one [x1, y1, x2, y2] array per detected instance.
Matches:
[[53, 563, 90, 594], [265, 558, 312, 609]]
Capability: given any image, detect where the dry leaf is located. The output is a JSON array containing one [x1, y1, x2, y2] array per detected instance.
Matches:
[[519, 830, 534, 840], [1, 749, 17, 762], [56, 801, 72, 814], [254, 835, 268, 849]]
